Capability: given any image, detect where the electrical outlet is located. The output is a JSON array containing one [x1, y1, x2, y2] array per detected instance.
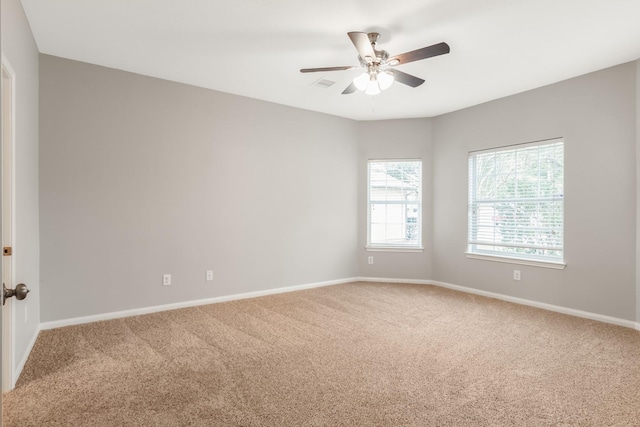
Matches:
[[368, 256, 374, 265], [513, 270, 521, 281], [163, 274, 172, 286], [206, 270, 214, 281]]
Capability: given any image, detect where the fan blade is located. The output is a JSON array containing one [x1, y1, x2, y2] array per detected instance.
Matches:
[[348, 32, 376, 62], [389, 42, 450, 65], [342, 82, 357, 94], [300, 66, 355, 73], [390, 69, 425, 88]]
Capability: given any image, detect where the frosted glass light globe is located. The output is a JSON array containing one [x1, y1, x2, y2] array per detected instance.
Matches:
[[365, 79, 381, 95], [377, 71, 394, 90], [353, 73, 370, 91]]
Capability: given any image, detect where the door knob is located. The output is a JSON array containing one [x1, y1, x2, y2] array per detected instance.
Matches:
[[3, 283, 29, 305]]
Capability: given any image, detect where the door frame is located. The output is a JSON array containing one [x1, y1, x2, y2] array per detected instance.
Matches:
[[1, 54, 17, 393]]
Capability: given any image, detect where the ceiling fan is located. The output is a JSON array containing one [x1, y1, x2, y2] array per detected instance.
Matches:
[[300, 32, 450, 95]]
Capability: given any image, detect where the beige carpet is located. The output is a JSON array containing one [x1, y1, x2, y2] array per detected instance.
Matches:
[[4, 282, 640, 426]]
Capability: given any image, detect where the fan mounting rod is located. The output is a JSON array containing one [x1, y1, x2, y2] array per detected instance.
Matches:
[[368, 32, 380, 46], [359, 32, 389, 66]]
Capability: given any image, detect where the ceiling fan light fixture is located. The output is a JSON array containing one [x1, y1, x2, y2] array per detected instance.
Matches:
[[365, 77, 381, 95], [377, 71, 394, 90], [301, 32, 450, 96], [353, 72, 370, 91]]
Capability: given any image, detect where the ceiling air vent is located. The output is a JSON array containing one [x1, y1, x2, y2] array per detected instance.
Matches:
[[312, 78, 336, 89]]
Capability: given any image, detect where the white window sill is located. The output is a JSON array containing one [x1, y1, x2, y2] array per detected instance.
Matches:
[[465, 252, 566, 269], [366, 246, 424, 253]]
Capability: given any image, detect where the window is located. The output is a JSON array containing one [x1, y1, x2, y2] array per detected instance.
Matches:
[[467, 139, 564, 266], [368, 160, 422, 250]]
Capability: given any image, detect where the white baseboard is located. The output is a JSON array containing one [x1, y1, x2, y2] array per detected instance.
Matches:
[[429, 279, 638, 330], [356, 277, 431, 285], [39, 276, 640, 332], [40, 277, 358, 330], [357, 276, 639, 330]]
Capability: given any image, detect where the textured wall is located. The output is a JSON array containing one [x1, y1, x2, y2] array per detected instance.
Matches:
[[39, 55, 359, 322]]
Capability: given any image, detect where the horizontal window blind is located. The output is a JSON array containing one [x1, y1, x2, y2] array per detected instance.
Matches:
[[368, 160, 422, 248], [468, 139, 564, 263]]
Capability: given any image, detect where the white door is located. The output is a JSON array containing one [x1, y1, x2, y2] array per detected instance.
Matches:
[[2, 58, 15, 398]]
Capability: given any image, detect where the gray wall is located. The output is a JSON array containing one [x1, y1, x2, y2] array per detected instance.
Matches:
[[1, 0, 41, 378], [39, 53, 640, 324], [40, 55, 359, 322], [432, 63, 637, 321], [357, 119, 432, 280]]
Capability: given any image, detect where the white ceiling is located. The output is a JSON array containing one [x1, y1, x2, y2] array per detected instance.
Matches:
[[20, 0, 640, 121]]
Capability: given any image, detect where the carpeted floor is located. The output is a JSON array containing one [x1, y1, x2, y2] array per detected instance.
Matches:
[[4, 282, 640, 426]]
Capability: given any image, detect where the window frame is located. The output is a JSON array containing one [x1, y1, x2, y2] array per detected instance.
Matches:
[[366, 159, 423, 252], [466, 138, 566, 269]]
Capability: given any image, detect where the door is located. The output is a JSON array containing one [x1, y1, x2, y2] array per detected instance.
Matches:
[[0, 56, 5, 427], [2, 58, 15, 400]]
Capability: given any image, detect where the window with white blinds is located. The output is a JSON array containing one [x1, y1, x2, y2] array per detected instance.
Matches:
[[368, 160, 422, 249], [468, 139, 564, 265]]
